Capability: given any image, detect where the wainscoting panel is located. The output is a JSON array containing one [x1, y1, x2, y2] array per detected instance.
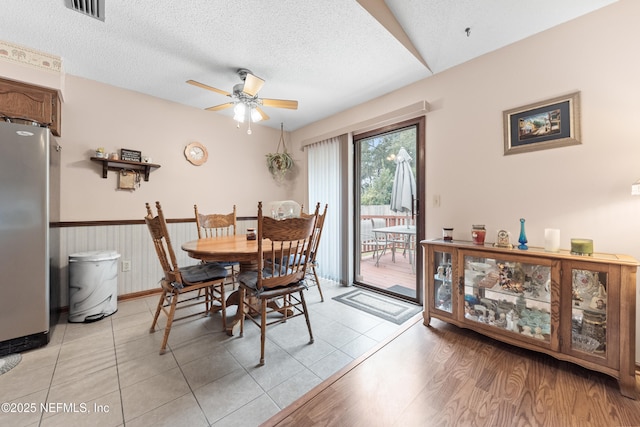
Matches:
[[56, 219, 257, 308]]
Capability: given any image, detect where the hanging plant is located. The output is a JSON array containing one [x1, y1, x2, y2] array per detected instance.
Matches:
[[266, 123, 294, 181]]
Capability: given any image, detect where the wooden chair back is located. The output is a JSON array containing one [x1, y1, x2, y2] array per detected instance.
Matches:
[[256, 201, 318, 291], [302, 203, 327, 265], [145, 201, 181, 284], [194, 205, 237, 238]]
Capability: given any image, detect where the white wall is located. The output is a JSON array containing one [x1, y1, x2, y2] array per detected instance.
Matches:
[[58, 76, 305, 220], [291, 0, 640, 361]]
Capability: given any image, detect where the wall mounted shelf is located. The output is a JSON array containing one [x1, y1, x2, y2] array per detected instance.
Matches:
[[90, 157, 160, 181]]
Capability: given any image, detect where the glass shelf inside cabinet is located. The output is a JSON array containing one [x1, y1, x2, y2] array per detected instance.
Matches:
[[571, 268, 607, 356], [463, 255, 551, 342], [433, 251, 453, 313]]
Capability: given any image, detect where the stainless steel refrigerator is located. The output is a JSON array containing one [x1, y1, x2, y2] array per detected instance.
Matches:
[[0, 120, 58, 355]]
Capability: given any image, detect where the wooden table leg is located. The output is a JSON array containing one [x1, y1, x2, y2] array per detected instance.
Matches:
[[225, 290, 241, 336], [225, 260, 255, 335]]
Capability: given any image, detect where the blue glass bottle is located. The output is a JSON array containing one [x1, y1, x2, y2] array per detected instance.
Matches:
[[518, 218, 528, 250]]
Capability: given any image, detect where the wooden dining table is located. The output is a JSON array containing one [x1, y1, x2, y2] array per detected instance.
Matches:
[[182, 234, 262, 270], [181, 234, 273, 335]]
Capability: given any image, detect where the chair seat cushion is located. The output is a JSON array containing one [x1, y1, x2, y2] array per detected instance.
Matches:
[[180, 263, 228, 284], [238, 268, 306, 293], [275, 254, 307, 267]]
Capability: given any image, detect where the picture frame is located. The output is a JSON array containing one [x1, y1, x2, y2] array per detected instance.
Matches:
[[503, 92, 581, 155]]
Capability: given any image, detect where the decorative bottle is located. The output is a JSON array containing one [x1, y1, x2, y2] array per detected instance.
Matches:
[[518, 218, 528, 250]]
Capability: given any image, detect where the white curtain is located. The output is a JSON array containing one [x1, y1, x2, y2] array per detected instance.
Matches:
[[307, 136, 342, 282]]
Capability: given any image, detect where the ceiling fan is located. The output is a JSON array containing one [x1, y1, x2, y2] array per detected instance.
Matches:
[[187, 68, 298, 129]]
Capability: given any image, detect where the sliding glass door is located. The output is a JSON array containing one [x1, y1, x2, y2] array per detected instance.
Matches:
[[354, 117, 424, 303]]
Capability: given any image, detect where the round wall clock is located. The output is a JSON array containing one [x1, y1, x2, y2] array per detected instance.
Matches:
[[184, 142, 208, 166]]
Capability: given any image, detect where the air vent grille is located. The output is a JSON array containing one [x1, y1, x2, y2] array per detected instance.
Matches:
[[65, 0, 105, 22]]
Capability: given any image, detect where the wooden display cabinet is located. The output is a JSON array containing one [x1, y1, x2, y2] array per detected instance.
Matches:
[[421, 239, 638, 399], [0, 78, 61, 136]]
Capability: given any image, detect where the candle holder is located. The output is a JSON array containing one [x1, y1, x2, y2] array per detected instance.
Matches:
[[544, 228, 560, 252], [471, 225, 486, 245], [570, 238, 593, 256], [442, 227, 454, 241]]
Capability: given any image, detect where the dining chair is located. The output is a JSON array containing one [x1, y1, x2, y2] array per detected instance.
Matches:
[[238, 201, 319, 365], [301, 203, 328, 302], [145, 201, 228, 354], [194, 204, 239, 289]]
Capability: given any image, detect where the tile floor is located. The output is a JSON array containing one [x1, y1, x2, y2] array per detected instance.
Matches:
[[0, 280, 417, 426]]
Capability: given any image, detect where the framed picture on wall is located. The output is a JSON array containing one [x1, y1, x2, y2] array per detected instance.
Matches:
[[503, 92, 581, 155]]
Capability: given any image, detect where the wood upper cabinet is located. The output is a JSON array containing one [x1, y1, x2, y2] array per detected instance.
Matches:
[[0, 78, 61, 136], [422, 239, 638, 399]]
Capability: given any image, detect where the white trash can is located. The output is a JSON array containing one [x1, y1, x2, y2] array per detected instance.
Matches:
[[68, 250, 120, 323]]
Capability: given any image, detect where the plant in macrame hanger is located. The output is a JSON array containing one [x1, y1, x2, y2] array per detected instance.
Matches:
[[266, 123, 294, 182]]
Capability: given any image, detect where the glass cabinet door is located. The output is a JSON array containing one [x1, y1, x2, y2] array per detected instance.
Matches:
[[569, 267, 608, 359], [431, 249, 454, 314], [461, 252, 553, 344]]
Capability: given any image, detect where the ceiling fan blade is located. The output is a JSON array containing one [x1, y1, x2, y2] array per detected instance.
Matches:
[[242, 73, 265, 97], [205, 102, 234, 111], [255, 107, 270, 121], [186, 79, 231, 97], [261, 98, 298, 110]]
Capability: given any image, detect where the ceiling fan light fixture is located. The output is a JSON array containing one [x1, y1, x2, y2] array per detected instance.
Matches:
[[188, 68, 297, 135], [250, 107, 263, 123], [233, 102, 246, 122], [234, 102, 246, 115]]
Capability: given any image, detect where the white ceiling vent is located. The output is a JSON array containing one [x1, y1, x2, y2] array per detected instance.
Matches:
[[65, 0, 105, 22]]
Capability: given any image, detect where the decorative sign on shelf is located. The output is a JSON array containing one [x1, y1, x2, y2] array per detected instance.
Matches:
[[120, 148, 142, 162]]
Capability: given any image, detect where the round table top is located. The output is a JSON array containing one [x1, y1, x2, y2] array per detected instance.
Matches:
[[181, 234, 263, 263]]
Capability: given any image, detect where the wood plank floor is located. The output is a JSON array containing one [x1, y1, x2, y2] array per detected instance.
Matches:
[[360, 250, 417, 294], [264, 316, 640, 427]]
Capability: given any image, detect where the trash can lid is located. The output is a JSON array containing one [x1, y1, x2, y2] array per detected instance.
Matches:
[[69, 250, 121, 262]]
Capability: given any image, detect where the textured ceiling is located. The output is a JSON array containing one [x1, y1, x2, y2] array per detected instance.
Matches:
[[0, 0, 617, 131]]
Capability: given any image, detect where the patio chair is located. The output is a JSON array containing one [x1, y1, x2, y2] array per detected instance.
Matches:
[[361, 218, 391, 266]]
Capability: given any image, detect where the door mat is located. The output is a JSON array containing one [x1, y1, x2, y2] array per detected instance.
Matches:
[[332, 289, 421, 325], [387, 285, 415, 298], [0, 354, 21, 376]]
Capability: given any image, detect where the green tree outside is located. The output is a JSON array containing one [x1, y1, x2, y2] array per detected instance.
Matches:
[[359, 127, 417, 207]]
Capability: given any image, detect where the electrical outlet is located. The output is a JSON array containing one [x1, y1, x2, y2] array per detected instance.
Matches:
[[122, 260, 131, 272]]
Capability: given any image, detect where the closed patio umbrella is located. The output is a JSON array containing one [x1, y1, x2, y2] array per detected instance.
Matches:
[[390, 147, 416, 225]]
